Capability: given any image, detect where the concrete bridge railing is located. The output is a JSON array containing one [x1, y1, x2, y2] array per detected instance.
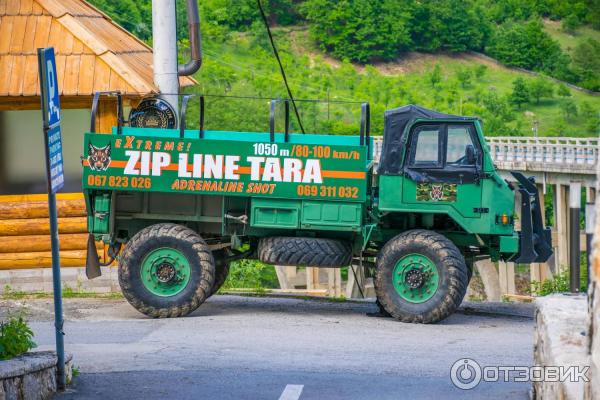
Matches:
[[371, 136, 599, 175]]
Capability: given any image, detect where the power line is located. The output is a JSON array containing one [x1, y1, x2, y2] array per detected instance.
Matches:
[[256, 0, 305, 134], [201, 48, 360, 104]]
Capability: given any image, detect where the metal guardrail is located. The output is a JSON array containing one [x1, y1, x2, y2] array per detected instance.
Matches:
[[371, 136, 599, 174]]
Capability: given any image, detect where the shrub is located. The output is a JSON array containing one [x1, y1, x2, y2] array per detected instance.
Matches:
[[222, 259, 279, 290], [301, 0, 413, 63], [486, 19, 572, 80], [0, 315, 37, 360]]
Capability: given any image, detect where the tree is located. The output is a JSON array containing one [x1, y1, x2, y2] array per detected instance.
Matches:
[[561, 14, 581, 33], [456, 68, 472, 88], [88, 0, 151, 40], [528, 78, 554, 104], [560, 99, 578, 120], [486, 19, 571, 80], [584, 0, 600, 29], [474, 65, 488, 80], [410, 0, 491, 52], [572, 39, 600, 91], [557, 84, 571, 98], [510, 77, 530, 108], [301, 0, 413, 62], [428, 64, 443, 88], [580, 101, 600, 133]]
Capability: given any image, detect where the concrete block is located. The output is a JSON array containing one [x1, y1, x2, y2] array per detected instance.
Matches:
[[534, 294, 590, 399], [8, 269, 44, 284], [0, 267, 121, 294], [588, 282, 600, 399]]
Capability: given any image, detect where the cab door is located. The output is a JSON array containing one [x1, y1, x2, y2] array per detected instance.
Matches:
[[401, 123, 484, 218]]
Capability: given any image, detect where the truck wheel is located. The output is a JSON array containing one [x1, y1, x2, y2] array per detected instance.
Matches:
[[258, 237, 352, 267], [118, 223, 215, 318], [374, 229, 468, 324], [210, 249, 231, 296]]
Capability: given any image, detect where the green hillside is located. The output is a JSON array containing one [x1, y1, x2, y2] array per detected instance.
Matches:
[[88, 0, 600, 137], [184, 28, 600, 137]]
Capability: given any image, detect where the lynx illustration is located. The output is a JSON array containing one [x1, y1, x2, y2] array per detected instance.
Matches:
[[87, 142, 111, 171]]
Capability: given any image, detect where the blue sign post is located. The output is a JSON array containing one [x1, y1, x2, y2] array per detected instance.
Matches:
[[37, 47, 66, 390]]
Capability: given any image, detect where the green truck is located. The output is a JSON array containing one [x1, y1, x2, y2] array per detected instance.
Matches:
[[83, 95, 551, 323]]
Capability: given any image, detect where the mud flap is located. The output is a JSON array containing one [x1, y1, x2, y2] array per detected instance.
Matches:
[[510, 172, 553, 263], [86, 234, 102, 279]]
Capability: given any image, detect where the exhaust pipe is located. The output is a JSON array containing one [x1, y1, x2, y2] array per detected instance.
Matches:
[[178, 0, 202, 77]]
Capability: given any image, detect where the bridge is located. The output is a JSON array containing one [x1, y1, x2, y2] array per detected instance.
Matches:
[[373, 136, 598, 176]]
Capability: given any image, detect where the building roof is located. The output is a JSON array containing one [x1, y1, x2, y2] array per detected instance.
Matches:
[[0, 0, 195, 99]]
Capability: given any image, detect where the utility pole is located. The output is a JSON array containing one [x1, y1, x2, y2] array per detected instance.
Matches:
[[152, 0, 180, 117]]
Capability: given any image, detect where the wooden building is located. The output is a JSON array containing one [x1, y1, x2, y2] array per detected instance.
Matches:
[[0, 0, 194, 268]]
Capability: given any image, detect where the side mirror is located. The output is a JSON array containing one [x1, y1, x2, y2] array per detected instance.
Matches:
[[465, 145, 476, 165]]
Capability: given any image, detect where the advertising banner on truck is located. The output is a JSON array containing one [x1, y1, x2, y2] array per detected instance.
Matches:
[[82, 133, 368, 202]]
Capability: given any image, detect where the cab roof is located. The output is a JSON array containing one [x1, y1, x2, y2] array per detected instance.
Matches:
[[378, 105, 478, 175]]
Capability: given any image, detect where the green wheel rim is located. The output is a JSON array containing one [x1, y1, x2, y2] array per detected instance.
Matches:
[[140, 248, 191, 297], [392, 253, 439, 303]]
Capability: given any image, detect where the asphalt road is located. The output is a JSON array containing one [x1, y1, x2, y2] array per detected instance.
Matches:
[[5, 295, 535, 399]]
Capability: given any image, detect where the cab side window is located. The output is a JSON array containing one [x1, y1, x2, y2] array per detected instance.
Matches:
[[446, 126, 476, 166], [410, 125, 442, 167]]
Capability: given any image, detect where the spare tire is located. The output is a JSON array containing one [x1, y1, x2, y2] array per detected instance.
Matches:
[[258, 237, 352, 267]]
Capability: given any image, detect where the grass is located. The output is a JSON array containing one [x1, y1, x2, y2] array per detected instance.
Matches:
[[1, 285, 124, 300], [543, 19, 600, 54], [190, 27, 600, 138]]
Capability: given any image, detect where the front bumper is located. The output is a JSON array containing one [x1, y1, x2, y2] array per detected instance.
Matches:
[[509, 172, 553, 264]]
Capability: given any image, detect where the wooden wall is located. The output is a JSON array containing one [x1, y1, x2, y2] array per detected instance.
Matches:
[[0, 193, 106, 269]]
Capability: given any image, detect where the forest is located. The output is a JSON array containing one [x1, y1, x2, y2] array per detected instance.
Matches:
[[88, 0, 600, 137]]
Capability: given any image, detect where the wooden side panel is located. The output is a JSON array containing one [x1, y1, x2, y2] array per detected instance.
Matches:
[[8, 53, 24, 95], [0, 194, 95, 269], [20, 15, 37, 52], [0, 250, 105, 269], [0, 55, 15, 95], [20, 54, 38, 95], [0, 234, 102, 253], [62, 54, 81, 94], [0, 17, 14, 53], [8, 15, 26, 53], [33, 15, 51, 48], [77, 53, 95, 94], [0, 198, 86, 219], [5, 0, 20, 15], [92, 57, 111, 92]]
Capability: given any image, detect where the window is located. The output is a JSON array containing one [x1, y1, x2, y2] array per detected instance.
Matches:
[[446, 126, 476, 166], [411, 126, 441, 166]]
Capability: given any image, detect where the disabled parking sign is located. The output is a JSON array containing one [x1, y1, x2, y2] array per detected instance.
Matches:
[[37, 47, 67, 389], [38, 47, 64, 193]]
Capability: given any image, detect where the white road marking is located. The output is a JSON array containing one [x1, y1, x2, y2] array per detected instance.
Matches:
[[278, 384, 304, 400]]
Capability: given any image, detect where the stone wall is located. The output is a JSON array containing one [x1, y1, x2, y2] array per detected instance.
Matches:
[[0, 351, 73, 400]]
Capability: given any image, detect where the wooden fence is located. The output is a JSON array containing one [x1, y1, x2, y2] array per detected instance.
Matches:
[[0, 193, 106, 269]]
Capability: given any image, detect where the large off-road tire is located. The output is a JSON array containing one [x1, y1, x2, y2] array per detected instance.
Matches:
[[374, 229, 469, 324], [258, 237, 352, 267], [118, 223, 215, 318], [210, 249, 231, 296]]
